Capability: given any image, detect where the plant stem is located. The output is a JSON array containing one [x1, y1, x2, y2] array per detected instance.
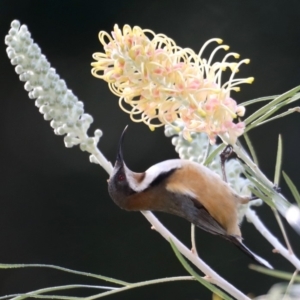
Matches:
[[191, 224, 199, 256], [142, 211, 250, 300], [246, 209, 300, 269]]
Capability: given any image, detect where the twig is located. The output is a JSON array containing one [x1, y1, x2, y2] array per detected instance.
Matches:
[[191, 224, 199, 256], [246, 208, 300, 270], [142, 211, 250, 299]]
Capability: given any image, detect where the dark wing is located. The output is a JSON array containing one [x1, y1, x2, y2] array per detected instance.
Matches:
[[172, 194, 273, 268], [164, 192, 228, 237], [188, 197, 228, 237], [157, 191, 274, 269]]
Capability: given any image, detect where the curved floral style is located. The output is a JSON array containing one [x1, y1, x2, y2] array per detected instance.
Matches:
[[92, 24, 253, 144]]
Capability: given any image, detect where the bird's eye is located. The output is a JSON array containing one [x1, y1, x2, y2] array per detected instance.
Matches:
[[117, 173, 125, 181]]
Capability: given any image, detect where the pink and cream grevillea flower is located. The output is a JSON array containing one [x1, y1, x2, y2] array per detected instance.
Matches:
[[91, 24, 253, 144]]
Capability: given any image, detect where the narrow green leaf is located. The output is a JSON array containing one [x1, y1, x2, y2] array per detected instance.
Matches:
[[274, 135, 282, 186], [284, 91, 300, 105], [244, 171, 275, 208], [242, 133, 259, 166], [0, 263, 130, 286], [244, 174, 272, 198], [249, 264, 300, 282], [169, 239, 232, 300], [245, 99, 300, 133], [240, 95, 277, 107], [245, 103, 282, 129], [248, 186, 275, 208], [271, 148, 294, 254], [244, 85, 300, 125], [282, 171, 300, 207], [251, 107, 300, 128], [245, 97, 292, 132], [204, 143, 226, 166], [243, 165, 269, 194], [259, 86, 300, 115]]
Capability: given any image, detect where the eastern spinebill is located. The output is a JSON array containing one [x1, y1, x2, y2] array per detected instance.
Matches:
[[108, 126, 272, 269]]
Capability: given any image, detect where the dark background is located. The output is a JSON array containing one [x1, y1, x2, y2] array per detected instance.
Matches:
[[0, 0, 300, 299]]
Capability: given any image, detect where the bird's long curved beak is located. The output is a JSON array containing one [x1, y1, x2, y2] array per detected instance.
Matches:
[[116, 125, 128, 166]]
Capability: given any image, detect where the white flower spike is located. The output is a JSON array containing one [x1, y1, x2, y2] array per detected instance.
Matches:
[[5, 20, 112, 173]]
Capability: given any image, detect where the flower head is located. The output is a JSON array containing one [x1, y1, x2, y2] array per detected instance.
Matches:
[[92, 24, 253, 144]]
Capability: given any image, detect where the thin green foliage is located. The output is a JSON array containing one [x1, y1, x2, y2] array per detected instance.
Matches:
[[169, 239, 232, 300], [0, 278, 194, 300], [282, 171, 300, 207], [248, 186, 275, 208], [249, 265, 300, 282], [282, 270, 299, 300], [251, 107, 300, 128], [245, 101, 300, 133], [204, 143, 226, 166], [0, 263, 130, 286], [84, 276, 194, 300], [5, 284, 115, 300], [245, 176, 275, 208], [245, 100, 288, 130], [240, 95, 277, 107], [242, 133, 259, 166], [274, 134, 282, 186], [244, 86, 300, 125], [243, 163, 278, 208], [272, 136, 293, 254]]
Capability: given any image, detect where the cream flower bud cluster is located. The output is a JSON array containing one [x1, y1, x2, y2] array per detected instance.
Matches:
[[165, 122, 262, 222], [5, 20, 103, 160]]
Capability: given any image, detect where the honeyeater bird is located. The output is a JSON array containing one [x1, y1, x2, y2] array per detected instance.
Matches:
[[108, 126, 272, 269]]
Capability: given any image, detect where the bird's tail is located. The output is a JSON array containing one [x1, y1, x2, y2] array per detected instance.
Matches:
[[229, 236, 273, 269]]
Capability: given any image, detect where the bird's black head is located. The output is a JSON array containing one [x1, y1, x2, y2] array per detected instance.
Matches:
[[108, 126, 136, 209]]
